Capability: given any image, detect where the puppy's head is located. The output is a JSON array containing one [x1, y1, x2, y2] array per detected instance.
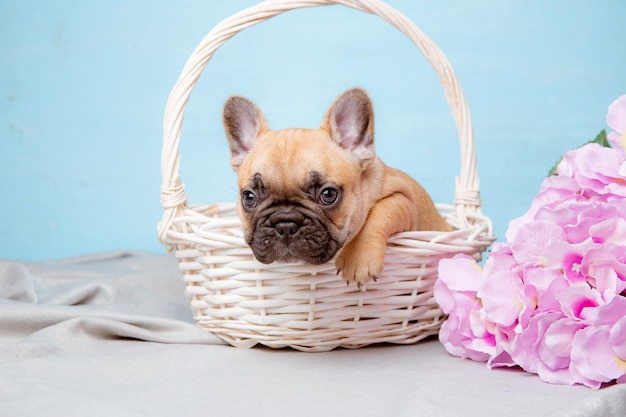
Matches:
[[223, 88, 379, 264]]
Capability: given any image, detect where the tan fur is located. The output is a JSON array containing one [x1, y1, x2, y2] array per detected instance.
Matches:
[[224, 88, 451, 286]]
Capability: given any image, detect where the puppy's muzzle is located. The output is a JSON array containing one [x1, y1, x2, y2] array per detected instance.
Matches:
[[250, 206, 339, 265]]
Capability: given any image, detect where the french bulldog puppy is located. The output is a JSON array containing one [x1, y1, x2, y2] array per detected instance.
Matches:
[[223, 88, 451, 286]]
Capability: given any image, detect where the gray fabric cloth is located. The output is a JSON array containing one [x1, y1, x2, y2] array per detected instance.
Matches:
[[1, 251, 624, 417]]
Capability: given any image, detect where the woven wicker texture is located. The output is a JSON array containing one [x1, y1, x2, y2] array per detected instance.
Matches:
[[158, 0, 495, 351]]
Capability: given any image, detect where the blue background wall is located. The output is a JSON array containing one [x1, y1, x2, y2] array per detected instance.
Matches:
[[1, 0, 625, 261]]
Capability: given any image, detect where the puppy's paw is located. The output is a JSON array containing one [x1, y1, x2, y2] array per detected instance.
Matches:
[[335, 239, 385, 287]]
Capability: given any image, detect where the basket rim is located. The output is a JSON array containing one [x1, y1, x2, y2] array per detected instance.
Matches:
[[158, 0, 493, 247], [164, 201, 495, 258]]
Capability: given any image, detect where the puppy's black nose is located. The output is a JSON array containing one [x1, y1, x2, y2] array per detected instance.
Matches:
[[270, 210, 303, 240], [274, 221, 299, 238]]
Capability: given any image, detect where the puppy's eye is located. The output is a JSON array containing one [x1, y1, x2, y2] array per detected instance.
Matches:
[[242, 190, 257, 208], [319, 187, 340, 206]]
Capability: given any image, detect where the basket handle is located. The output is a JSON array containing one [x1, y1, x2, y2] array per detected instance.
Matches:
[[159, 0, 483, 244]]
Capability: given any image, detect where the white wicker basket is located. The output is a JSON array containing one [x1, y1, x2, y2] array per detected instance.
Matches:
[[158, 0, 495, 352]]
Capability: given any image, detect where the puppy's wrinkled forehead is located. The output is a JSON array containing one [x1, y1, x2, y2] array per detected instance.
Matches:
[[239, 128, 358, 195]]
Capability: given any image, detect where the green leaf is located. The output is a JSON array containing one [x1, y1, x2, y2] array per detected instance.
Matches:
[[548, 129, 610, 176], [590, 129, 610, 147]]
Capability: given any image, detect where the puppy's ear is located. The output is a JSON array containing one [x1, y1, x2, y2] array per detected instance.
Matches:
[[321, 88, 375, 168], [223, 96, 268, 171]]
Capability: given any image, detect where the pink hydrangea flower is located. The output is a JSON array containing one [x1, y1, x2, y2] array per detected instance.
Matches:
[[435, 94, 626, 388]]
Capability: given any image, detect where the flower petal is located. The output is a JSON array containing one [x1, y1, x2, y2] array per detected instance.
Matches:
[[540, 318, 585, 370], [511, 220, 566, 267], [607, 131, 626, 158], [437, 255, 483, 293], [589, 217, 626, 246], [510, 312, 563, 373], [593, 296, 626, 326], [435, 255, 482, 314], [557, 286, 601, 321], [607, 94, 626, 134], [438, 316, 493, 362], [570, 325, 626, 386], [478, 270, 523, 327], [557, 144, 625, 196], [610, 315, 626, 361]]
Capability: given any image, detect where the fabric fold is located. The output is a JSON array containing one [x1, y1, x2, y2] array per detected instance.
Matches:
[[0, 251, 224, 357]]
